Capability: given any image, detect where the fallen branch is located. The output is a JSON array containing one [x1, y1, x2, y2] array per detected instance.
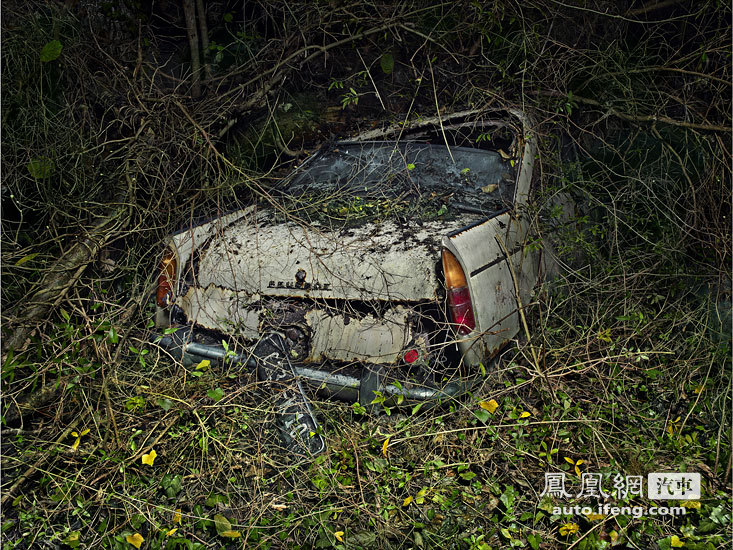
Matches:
[[2, 168, 135, 357], [348, 107, 489, 141], [533, 89, 731, 133]]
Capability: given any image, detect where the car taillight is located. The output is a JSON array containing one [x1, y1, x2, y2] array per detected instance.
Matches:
[[156, 249, 177, 307], [442, 249, 476, 335]]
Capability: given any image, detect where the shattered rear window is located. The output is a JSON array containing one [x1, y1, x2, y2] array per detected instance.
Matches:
[[272, 142, 516, 227]]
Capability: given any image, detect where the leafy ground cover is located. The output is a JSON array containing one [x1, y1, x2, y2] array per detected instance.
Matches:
[[2, 265, 729, 549], [1, 1, 730, 548]]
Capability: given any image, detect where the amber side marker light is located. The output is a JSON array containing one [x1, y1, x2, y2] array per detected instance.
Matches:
[[156, 249, 177, 307], [442, 249, 476, 335]]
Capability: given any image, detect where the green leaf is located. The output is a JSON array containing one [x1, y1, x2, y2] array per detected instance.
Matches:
[[156, 398, 173, 411], [223, 12, 233, 23], [474, 409, 490, 423], [108, 327, 119, 344], [380, 53, 394, 75], [500, 486, 516, 510], [64, 530, 81, 549], [26, 157, 54, 179], [125, 396, 145, 411], [205, 493, 228, 507], [40, 40, 63, 62], [207, 388, 224, 402], [15, 253, 39, 266], [527, 533, 541, 550], [213, 514, 232, 534]]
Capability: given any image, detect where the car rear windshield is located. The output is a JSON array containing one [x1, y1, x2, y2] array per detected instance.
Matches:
[[273, 142, 516, 227]]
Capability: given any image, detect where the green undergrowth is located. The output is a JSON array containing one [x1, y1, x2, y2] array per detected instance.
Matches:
[[2, 135, 731, 550], [2, 2, 730, 548], [1, 275, 730, 549]]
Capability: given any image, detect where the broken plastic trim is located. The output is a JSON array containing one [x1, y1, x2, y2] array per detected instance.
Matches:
[[152, 327, 483, 407], [254, 333, 327, 457]]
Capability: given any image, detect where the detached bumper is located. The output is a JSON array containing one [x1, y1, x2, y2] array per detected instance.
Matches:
[[152, 326, 480, 409]]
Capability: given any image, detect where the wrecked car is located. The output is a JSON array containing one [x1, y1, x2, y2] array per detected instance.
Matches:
[[153, 109, 561, 456]]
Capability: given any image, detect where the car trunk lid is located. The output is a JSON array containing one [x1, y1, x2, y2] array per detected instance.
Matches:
[[189, 216, 481, 302]]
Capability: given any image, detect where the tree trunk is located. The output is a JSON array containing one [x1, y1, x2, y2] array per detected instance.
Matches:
[[196, 0, 212, 81], [182, 0, 201, 98]]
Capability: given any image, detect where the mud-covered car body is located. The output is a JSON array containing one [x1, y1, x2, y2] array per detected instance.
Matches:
[[154, 110, 557, 453]]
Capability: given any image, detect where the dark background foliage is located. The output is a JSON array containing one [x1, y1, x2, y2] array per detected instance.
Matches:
[[1, 1, 730, 549]]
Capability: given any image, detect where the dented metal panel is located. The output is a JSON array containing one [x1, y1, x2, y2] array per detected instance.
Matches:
[[179, 282, 413, 364], [179, 284, 261, 339], [305, 306, 411, 364], [175, 217, 480, 304]]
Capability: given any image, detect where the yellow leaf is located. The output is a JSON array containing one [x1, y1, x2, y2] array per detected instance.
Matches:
[[498, 149, 511, 160], [72, 437, 81, 452], [564, 457, 576, 465], [680, 500, 700, 509], [667, 424, 675, 436], [220, 530, 241, 539], [195, 359, 211, 370], [141, 449, 157, 466], [166, 528, 178, 537], [15, 253, 39, 266], [173, 509, 182, 524], [670, 534, 685, 547], [585, 512, 605, 521], [693, 386, 704, 394], [403, 496, 414, 507], [382, 438, 390, 457], [519, 411, 531, 418], [71, 431, 79, 438], [559, 522, 579, 536], [334, 531, 345, 542], [126, 533, 144, 548], [480, 399, 499, 414], [481, 184, 499, 194], [80, 428, 90, 436], [575, 459, 584, 466]]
